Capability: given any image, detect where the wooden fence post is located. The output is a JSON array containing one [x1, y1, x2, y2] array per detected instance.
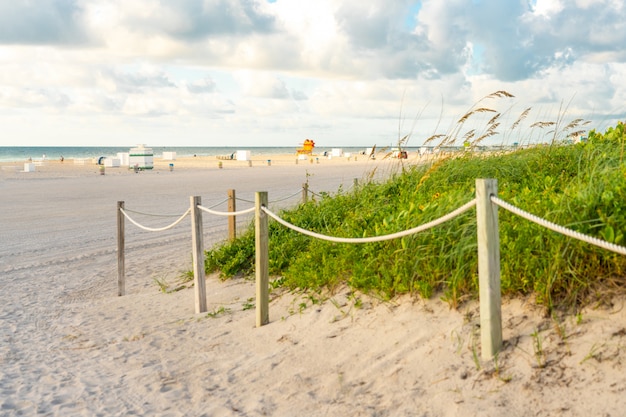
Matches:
[[228, 189, 236, 241], [475, 179, 502, 360], [191, 196, 207, 314], [117, 201, 125, 296], [302, 183, 309, 204], [255, 191, 269, 327]]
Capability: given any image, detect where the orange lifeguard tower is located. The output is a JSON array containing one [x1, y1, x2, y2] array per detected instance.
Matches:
[[297, 139, 315, 155]]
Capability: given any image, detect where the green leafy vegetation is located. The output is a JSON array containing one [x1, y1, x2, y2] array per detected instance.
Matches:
[[206, 306, 231, 318], [204, 120, 626, 311]]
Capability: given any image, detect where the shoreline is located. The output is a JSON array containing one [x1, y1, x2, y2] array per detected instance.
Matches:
[[0, 145, 457, 164], [0, 151, 413, 180]]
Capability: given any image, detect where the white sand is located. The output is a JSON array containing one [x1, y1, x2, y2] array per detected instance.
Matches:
[[1, 154, 626, 416]]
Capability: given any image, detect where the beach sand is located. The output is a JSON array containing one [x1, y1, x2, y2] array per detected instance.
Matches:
[[1, 153, 626, 416]]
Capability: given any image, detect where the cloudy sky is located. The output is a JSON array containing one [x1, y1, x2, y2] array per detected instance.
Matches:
[[0, 0, 624, 148]]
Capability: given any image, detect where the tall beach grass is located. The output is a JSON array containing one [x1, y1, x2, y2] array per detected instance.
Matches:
[[204, 92, 626, 312]]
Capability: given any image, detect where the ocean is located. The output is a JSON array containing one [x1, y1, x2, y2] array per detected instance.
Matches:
[[0, 146, 378, 163]]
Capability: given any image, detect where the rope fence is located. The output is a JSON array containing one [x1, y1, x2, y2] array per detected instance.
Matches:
[[116, 184, 328, 297], [119, 208, 190, 232], [492, 196, 626, 256], [116, 178, 626, 361], [121, 208, 191, 218]]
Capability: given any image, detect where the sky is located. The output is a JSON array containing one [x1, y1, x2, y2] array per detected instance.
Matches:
[[0, 0, 625, 148]]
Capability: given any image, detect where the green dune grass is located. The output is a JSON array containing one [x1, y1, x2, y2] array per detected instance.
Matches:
[[204, 118, 625, 312]]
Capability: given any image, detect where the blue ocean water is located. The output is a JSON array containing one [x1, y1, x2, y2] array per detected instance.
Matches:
[[0, 146, 379, 163]]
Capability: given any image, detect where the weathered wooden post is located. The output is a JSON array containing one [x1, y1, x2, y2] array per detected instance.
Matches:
[[228, 189, 236, 241], [475, 179, 502, 360], [255, 191, 269, 327], [117, 201, 125, 296], [190, 196, 207, 314], [302, 183, 309, 204]]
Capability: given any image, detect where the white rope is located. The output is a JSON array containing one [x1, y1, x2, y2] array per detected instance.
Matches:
[[262, 199, 477, 243], [121, 208, 188, 218], [197, 204, 255, 217], [491, 196, 626, 256], [120, 208, 190, 232]]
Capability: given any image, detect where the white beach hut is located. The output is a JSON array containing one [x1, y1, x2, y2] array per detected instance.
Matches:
[[129, 145, 154, 170], [104, 158, 121, 168], [117, 152, 130, 166], [236, 150, 251, 161]]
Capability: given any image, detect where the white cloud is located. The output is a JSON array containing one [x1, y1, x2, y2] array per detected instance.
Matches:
[[0, 0, 624, 147], [532, 0, 565, 17], [233, 71, 290, 98]]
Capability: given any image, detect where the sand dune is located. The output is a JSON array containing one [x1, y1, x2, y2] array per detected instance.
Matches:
[[1, 154, 625, 416]]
